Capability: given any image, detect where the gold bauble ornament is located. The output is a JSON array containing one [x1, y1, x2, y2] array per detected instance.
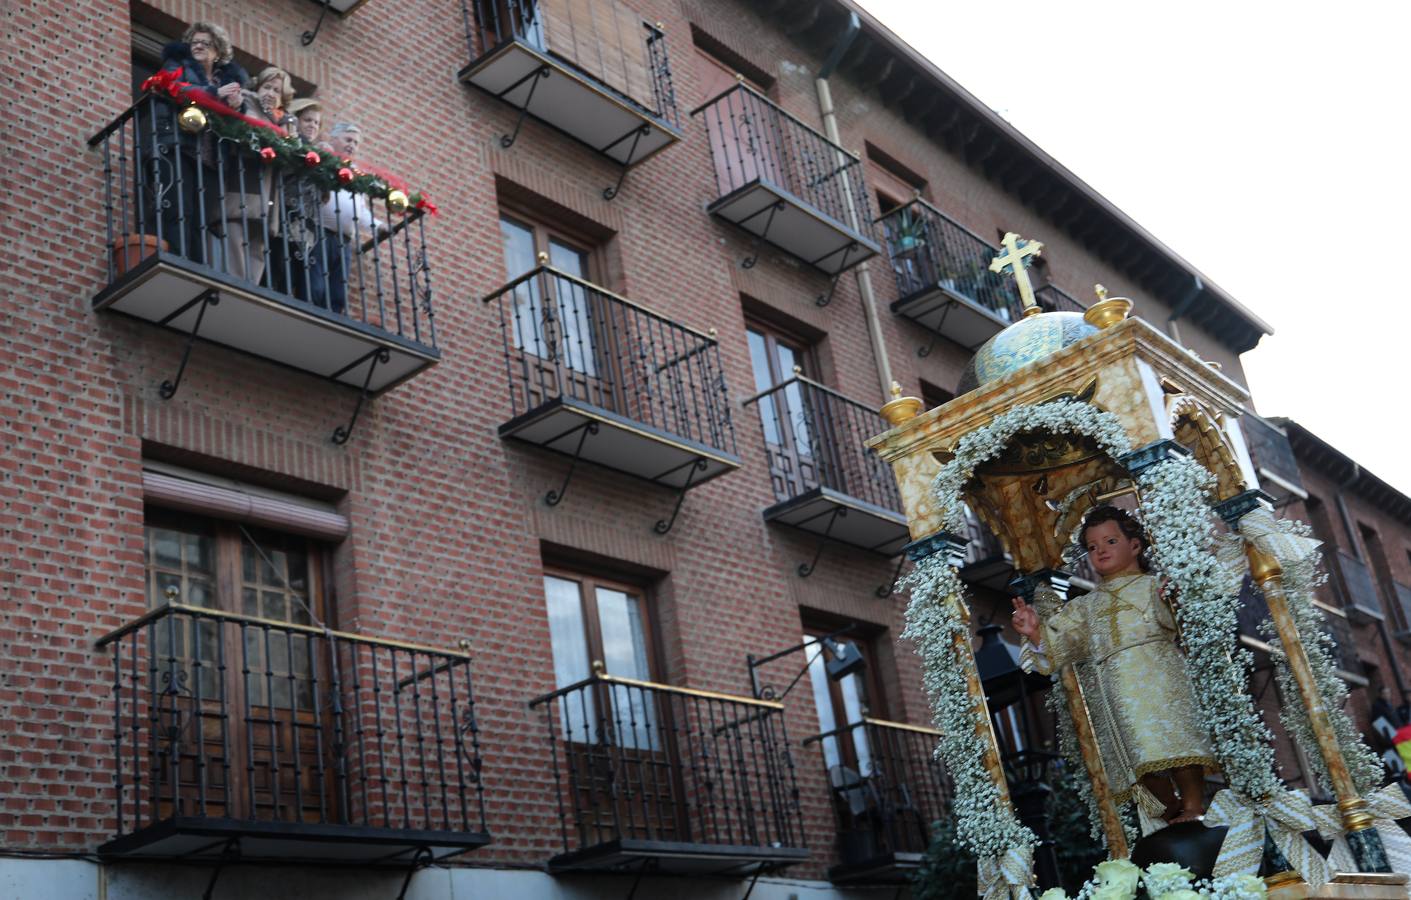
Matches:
[[178, 105, 208, 133], [386, 190, 409, 214]]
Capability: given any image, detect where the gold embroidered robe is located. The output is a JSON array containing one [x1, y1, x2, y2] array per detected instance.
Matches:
[[1022, 573, 1216, 805]]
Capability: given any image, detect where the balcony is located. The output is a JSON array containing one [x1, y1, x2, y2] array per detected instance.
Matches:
[[959, 506, 1014, 591], [1333, 551, 1385, 623], [692, 84, 879, 276], [459, 0, 681, 180], [95, 604, 490, 864], [1240, 414, 1306, 498], [89, 96, 437, 420], [742, 376, 909, 565], [803, 718, 949, 885], [528, 671, 809, 876], [877, 199, 1023, 352], [1237, 576, 1364, 679], [1034, 284, 1086, 314], [484, 265, 739, 520]]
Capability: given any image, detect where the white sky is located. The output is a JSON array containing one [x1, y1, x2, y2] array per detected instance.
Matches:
[[857, 1, 1411, 496]]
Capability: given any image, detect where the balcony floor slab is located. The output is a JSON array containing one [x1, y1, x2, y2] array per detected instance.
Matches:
[[763, 487, 910, 557], [99, 816, 490, 865], [827, 851, 924, 885], [93, 255, 438, 394], [547, 838, 809, 876], [459, 41, 681, 167], [892, 284, 1017, 351], [709, 181, 879, 276], [500, 396, 740, 490]]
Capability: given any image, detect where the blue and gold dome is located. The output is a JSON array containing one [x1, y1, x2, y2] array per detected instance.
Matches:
[[957, 311, 1098, 394]]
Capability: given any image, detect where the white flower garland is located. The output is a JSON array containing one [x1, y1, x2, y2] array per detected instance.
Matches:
[[903, 556, 1037, 858], [1136, 456, 1281, 801], [1257, 520, 1383, 794]]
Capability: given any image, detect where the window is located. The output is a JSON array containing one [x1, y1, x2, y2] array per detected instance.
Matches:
[[746, 318, 824, 502], [499, 212, 598, 376], [145, 511, 324, 708], [920, 381, 954, 412], [803, 624, 884, 778], [543, 569, 659, 748]]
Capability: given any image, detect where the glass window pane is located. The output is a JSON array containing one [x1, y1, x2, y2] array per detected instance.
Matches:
[[597, 588, 656, 750], [152, 529, 182, 570], [185, 532, 213, 574], [805, 636, 841, 771], [501, 217, 546, 355], [747, 330, 781, 446], [547, 240, 594, 376], [544, 576, 595, 742]]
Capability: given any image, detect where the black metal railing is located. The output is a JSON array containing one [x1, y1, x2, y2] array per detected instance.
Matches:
[[1333, 551, 1384, 620], [803, 719, 949, 863], [692, 83, 875, 238], [529, 671, 806, 854], [1241, 415, 1304, 493], [1237, 577, 1363, 677], [742, 376, 902, 512], [484, 264, 736, 454], [876, 199, 1022, 320], [89, 94, 436, 348], [97, 604, 487, 838], [1034, 284, 1086, 314], [961, 506, 1008, 568], [462, 0, 679, 125]]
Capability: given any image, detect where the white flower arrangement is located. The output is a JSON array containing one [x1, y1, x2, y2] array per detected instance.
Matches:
[[1137, 455, 1282, 802], [1257, 519, 1384, 794], [1037, 859, 1267, 900]]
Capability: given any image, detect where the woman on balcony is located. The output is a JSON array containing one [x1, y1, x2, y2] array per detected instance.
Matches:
[[151, 22, 248, 266]]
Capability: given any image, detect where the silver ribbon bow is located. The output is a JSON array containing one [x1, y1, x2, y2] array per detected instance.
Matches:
[[977, 844, 1035, 900], [1205, 788, 1331, 887]]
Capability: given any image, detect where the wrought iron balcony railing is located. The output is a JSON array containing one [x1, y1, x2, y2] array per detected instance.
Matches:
[[484, 265, 739, 522], [692, 83, 879, 275], [1034, 284, 1086, 314], [1333, 551, 1385, 623], [95, 603, 490, 863], [88, 95, 437, 424], [528, 670, 809, 875], [803, 718, 949, 885], [743, 376, 909, 563], [876, 199, 1023, 352], [959, 505, 1015, 590], [459, 0, 681, 182]]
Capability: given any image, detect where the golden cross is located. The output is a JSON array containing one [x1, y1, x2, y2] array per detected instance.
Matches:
[[989, 232, 1044, 316]]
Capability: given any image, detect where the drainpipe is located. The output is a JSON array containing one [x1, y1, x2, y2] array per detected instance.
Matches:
[[1166, 274, 1204, 347], [816, 12, 893, 401], [1337, 462, 1410, 703]]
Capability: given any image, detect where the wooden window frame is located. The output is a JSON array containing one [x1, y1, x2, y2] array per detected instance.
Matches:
[[745, 316, 819, 386], [498, 206, 606, 286]]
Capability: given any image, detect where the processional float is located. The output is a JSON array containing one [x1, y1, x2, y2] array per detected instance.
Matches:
[[867, 233, 1409, 899]]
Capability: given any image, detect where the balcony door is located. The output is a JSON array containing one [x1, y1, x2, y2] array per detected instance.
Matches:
[[500, 214, 615, 411], [142, 512, 330, 825], [694, 49, 787, 197], [747, 323, 821, 502], [543, 570, 682, 843]]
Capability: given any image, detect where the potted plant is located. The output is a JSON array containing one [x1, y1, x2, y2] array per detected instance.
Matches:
[[113, 233, 167, 276], [888, 208, 927, 254]]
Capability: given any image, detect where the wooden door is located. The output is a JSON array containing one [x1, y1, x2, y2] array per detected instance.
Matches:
[[694, 50, 783, 196]]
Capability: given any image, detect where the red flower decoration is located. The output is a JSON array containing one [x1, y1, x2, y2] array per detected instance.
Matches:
[[304, 151, 321, 167], [414, 197, 439, 216], [259, 147, 277, 163], [141, 68, 187, 98], [337, 167, 354, 185]]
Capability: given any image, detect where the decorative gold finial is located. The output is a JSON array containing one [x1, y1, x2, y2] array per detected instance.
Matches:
[[164, 585, 179, 603], [792, 365, 802, 376], [880, 380, 924, 426], [457, 638, 472, 653], [592, 659, 606, 675], [989, 232, 1044, 317], [536, 251, 549, 265], [735, 73, 745, 82], [1084, 283, 1133, 329], [709, 327, 717, 337]]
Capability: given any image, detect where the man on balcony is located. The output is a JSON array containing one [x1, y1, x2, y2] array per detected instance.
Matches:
[[314, 122, 384, 315]]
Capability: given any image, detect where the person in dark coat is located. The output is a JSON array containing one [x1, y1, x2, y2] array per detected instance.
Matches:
[[145, 22, 248, 266]]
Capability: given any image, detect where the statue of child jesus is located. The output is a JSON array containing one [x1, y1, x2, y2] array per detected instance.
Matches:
[[1011, 505, 1216, 824]]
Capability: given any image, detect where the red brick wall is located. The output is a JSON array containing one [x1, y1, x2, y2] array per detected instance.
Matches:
[[0, 0, 1275, 868]]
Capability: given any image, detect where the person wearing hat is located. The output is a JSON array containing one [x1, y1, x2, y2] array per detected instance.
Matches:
[[288, 97, 324, 146]]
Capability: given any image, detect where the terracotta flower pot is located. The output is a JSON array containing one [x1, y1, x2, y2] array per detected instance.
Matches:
[[113, 233, 167, 277]]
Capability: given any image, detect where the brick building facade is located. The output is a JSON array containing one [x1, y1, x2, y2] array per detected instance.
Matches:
[[1, 0, 1403, 897]]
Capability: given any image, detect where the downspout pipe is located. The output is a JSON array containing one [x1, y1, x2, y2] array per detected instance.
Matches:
[[1166, 274, 1204, 347], [1337, 462, 1410, 703], [815, 12, 894, 401]]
